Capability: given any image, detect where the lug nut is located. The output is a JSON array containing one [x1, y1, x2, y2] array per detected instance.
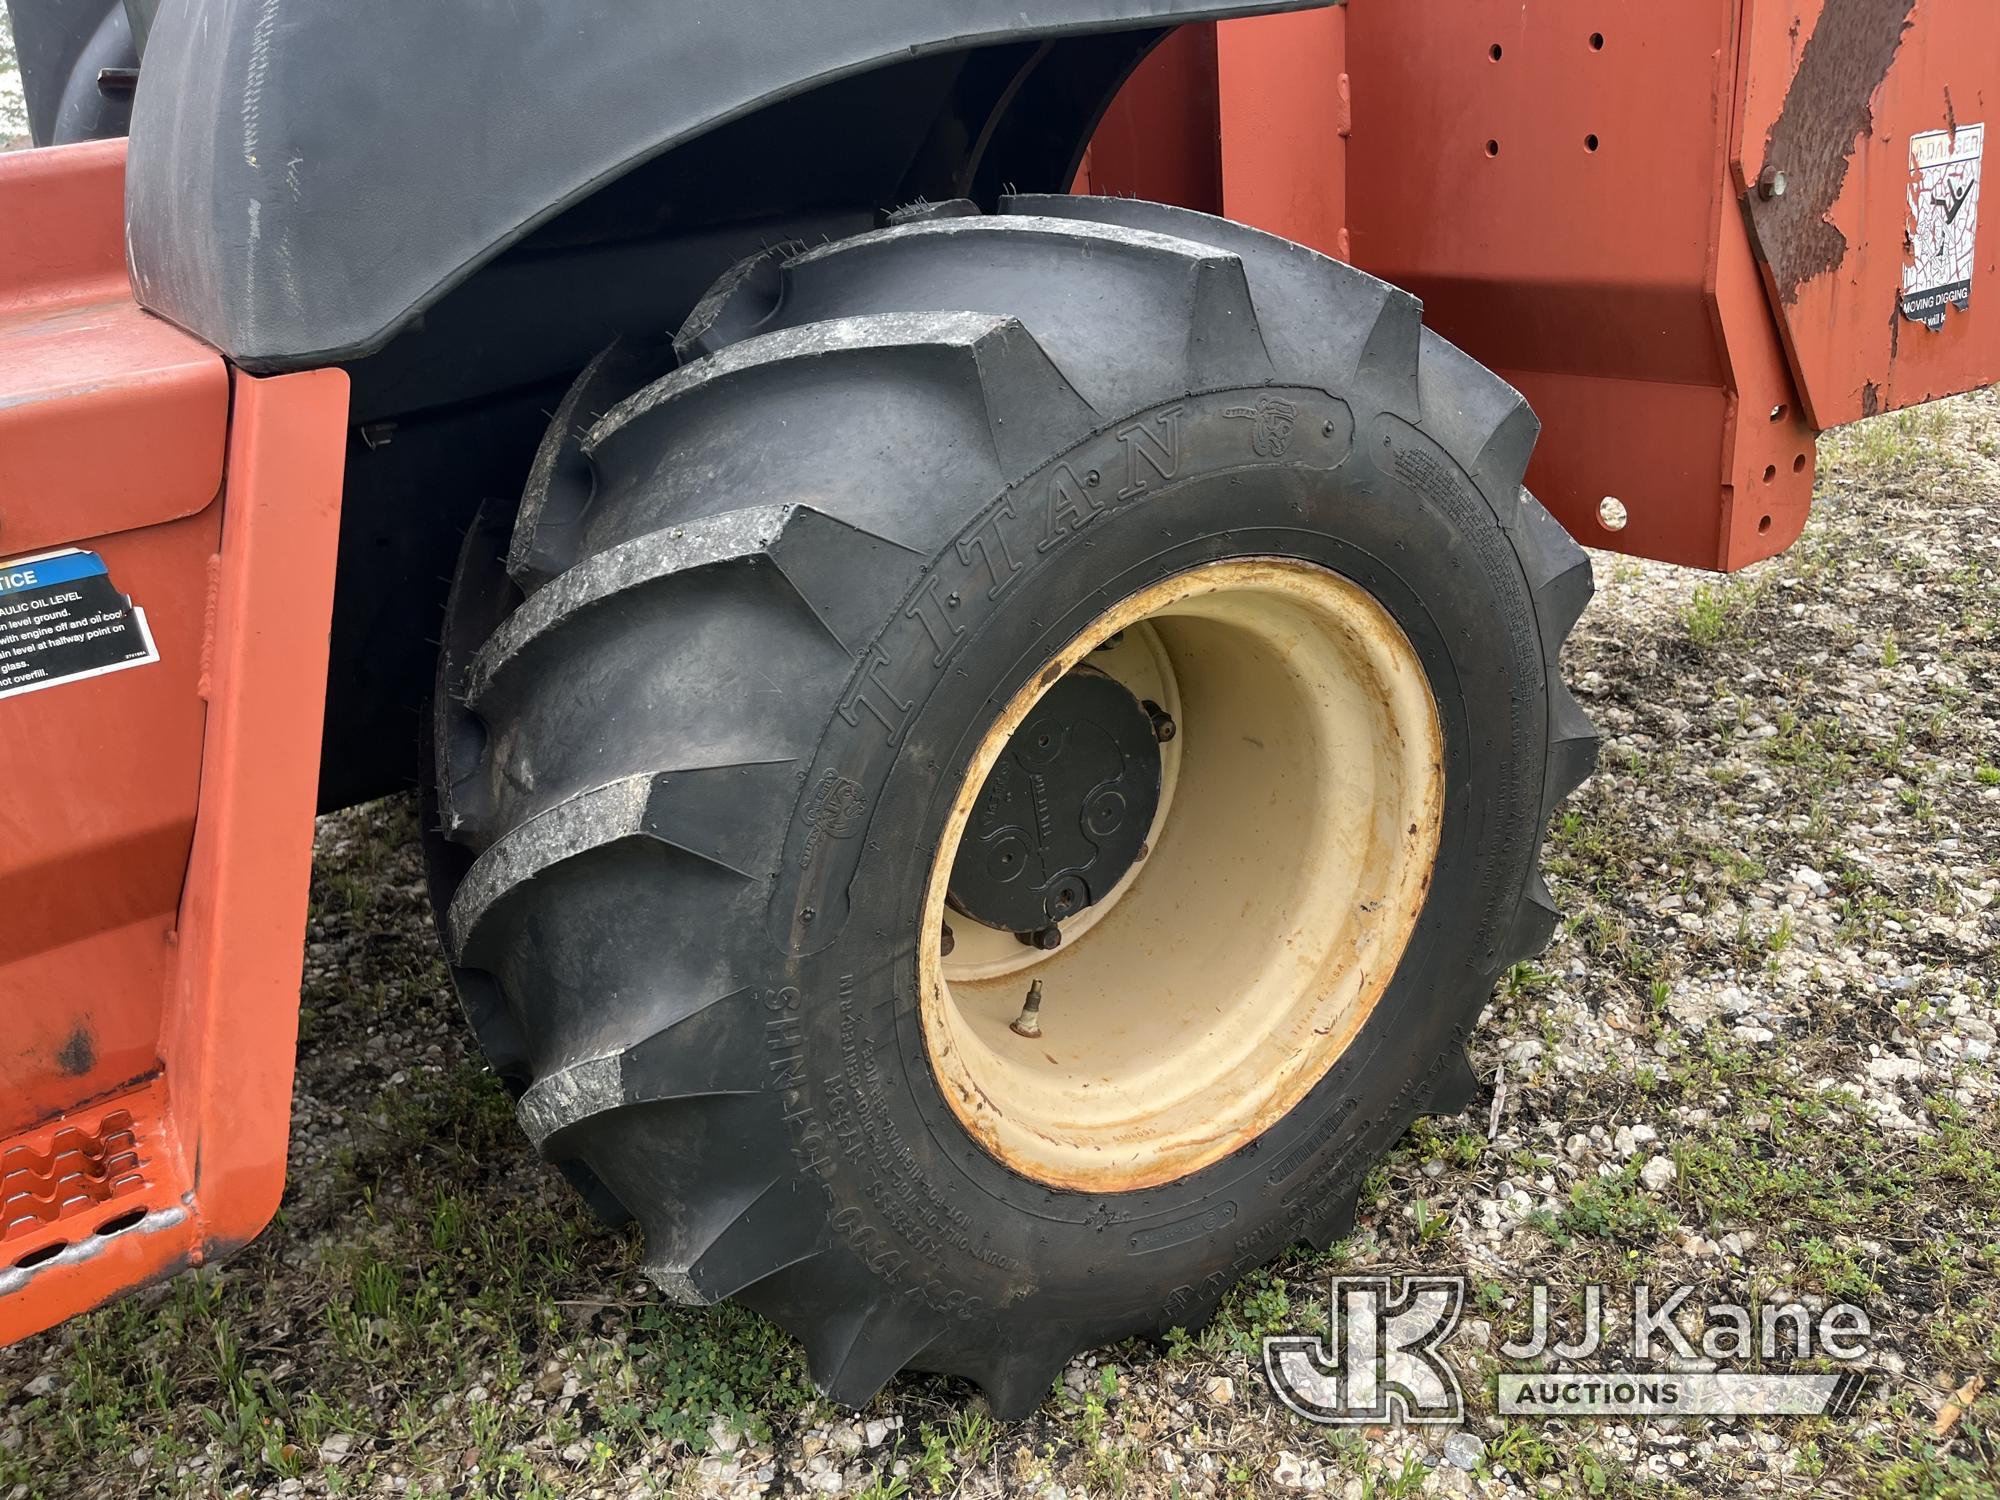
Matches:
[[1016, 925, 1063, 950], [1010, 980, 1045, 1038], [1142, 699, 1177, 742], [940, 923, 955, 957]]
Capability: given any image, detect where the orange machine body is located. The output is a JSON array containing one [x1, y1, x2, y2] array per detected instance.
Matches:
[[2, 0, 1996, 1344], [1087, 0, 1999, 569], [0, 140, 348, 1343]]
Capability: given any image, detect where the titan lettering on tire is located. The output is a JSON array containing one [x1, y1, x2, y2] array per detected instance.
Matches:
[[425, 196, 1599, 1417]]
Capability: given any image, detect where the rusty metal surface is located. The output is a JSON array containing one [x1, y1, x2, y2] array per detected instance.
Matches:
[[1081, 0, 1822, 568], [1737, 0, 2000, 425], [1748, 0, 1917, 306], [1341, 0, 1817, 569], [1091, 0, 1994, 567]]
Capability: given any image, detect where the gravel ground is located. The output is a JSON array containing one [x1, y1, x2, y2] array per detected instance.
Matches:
[[1, 14, 28, 147], [2, 392, 1997, 1498]]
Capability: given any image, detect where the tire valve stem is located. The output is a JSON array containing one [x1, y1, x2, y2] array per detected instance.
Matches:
[[1010, 980, 1045, 1039]]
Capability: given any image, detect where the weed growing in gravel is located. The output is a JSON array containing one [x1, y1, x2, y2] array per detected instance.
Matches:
[[6, 394, 2000, 1499]]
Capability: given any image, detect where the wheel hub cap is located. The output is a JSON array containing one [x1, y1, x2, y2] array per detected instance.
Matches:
[[946, 668, 1164, 934]]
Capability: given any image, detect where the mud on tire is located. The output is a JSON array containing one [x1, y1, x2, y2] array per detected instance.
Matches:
[[425, 196, 1599, 1417]]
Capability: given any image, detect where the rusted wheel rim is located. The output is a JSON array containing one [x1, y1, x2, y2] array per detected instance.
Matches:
[[919, 559, 1445, 1192]]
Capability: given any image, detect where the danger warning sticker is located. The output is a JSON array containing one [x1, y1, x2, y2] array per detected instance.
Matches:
[[0, 549, 160, 702], [1902, 123, 1984, 331]]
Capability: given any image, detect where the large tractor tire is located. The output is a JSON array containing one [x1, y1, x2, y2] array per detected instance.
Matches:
[[425, 196, 1598, 1417]]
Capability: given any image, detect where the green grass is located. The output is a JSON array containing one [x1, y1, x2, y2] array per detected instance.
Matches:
[[6, 396, 1999, 1498], [1819, 404, 1967, 485], [0, 1013, 820, 1497], [1680, 572, 1778, 652]]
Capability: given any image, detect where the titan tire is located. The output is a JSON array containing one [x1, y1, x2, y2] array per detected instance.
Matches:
[[425, 196, 1599, 1417]]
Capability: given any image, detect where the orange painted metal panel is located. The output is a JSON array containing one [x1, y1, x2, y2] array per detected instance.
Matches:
[[1343, 0, 1818, 569], [0, 304, 229, 557], [0, 505, 214, 1135], [1217, 8, 1349, 260], [0, 140, 226, 1140], [0, 135, 348, 1344], [158, 366, 349, 1255], [1082, 12, 1350, 258], [1079, 24, 1224, 210], [0, 141, 228, 558], [0, 368, 348, 1343], [0, 139, 128, 310], [0, 1079, 198, 1344], [1087, 4, 1821, 569], [1735, 0, 2000, 426]]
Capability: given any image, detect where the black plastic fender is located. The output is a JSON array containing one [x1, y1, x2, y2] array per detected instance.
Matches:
[[124, 0, 1323, 372]]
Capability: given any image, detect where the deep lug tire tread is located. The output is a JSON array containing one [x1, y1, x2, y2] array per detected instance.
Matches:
[[426, 196, 1600, 1418]]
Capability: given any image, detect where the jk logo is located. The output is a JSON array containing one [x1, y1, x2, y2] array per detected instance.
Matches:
[[1263, 1275, 1466, 1425]]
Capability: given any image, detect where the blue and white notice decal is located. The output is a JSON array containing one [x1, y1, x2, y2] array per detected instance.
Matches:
[[0, 548, 160, 701]]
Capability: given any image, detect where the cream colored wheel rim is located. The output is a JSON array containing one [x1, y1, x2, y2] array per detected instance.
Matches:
[[919, 559, 1445, 1193]]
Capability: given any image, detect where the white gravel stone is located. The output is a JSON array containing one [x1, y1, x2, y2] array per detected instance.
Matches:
[[316, 1433, 353, 1465], [1866, 1056, 1923, 1082], [1442, 1431, 1486, 1470]]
